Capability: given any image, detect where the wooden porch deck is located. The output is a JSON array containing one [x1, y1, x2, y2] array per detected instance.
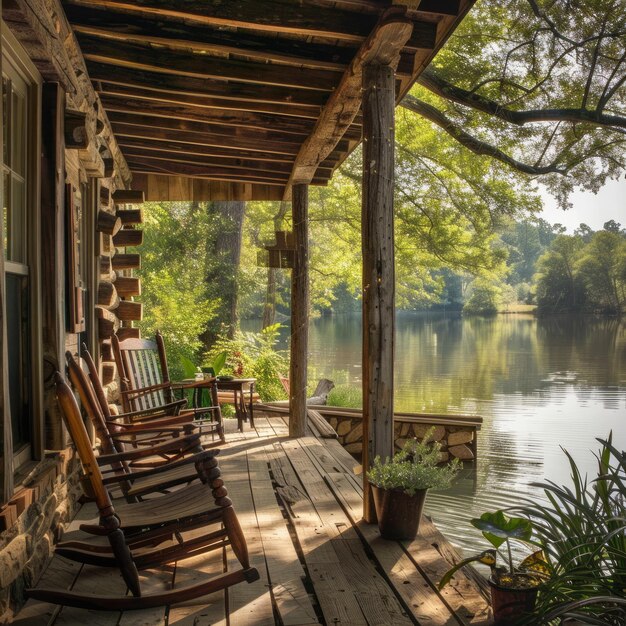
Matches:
[[15, 417, 491, 626]]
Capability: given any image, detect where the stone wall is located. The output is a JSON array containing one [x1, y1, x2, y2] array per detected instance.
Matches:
[[327, 415, 477, 462], [0, 451, 81, 623]]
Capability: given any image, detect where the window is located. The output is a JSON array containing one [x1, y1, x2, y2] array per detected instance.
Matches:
[[2, 26, 42, 476]]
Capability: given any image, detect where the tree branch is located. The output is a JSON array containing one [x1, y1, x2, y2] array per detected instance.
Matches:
[[400, 95, 567, 176], [416, 68, 626, 130]]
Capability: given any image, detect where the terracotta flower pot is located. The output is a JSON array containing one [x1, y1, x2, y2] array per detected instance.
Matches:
[[489, 575, 539, 625], [370, 484, 427, 540]]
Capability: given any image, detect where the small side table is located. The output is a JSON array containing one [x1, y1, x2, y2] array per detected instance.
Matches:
[[171, 377, 224, 441], [216, 378, 256, 432]]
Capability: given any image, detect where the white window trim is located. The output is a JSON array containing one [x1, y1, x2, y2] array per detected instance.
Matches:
[[2, 22, 43, 480]]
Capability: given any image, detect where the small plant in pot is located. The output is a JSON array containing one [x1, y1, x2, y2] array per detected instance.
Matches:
[[439, 510, 548, 625], [367, 428, 461, 540]]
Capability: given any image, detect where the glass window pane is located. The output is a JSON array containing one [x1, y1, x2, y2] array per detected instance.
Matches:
[[11, 89, 26, 176], [2, 76, 9, 167], [6, 272, 31, 450], [9, 177, 25, 262], [3, 170, 9, 257]]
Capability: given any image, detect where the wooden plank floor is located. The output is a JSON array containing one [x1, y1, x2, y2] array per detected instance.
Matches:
[[15, 417, 491, 625]]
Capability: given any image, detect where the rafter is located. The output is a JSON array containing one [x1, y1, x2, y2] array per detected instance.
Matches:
[[86, 62, 329, 108], [99, 94, 316, 137], [77, 35, 338, 91], [95, 82, 321, 120], [64, 0, 437, 49]]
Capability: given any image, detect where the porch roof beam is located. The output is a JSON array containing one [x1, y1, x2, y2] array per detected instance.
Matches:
[[63, 0, 438, 49], [77, 35, 339, 92], [86, 63, 329, 109], [94, 82, 322, 121], [285, 7, 414, 198], [116, 135, 344, 168]]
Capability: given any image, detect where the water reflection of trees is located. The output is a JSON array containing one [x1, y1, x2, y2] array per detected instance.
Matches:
[[377, 314, 624, 412]]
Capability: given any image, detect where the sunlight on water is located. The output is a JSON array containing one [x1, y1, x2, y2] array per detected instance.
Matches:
[[303, 313, 626, 557]]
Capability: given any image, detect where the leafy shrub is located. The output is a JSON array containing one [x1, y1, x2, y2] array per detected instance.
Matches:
[[368, 428, 461, 495], [204, 323, 288, 401], [517, 436, 626, 625], [327, 385, 362, 408]]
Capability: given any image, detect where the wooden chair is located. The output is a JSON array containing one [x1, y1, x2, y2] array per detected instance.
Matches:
[[66, 350, 211, 500], [27, 373, 259, 611], [112, 331, 224, 441]]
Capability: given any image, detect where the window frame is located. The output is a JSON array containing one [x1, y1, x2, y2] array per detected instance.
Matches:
[[1, 23, 43, 485]]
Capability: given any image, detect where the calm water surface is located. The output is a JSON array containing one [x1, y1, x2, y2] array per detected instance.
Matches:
[[303, 313, 626, 555]]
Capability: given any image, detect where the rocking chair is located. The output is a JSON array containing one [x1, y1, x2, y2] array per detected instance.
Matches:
[[112, 332, 224, 441], [66, 349, 214, 500], [26, 373, 259, 611]]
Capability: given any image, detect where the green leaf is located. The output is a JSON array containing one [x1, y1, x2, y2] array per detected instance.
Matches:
[[211, 351, 228, 376], [179, 355, 198, 379], [471, 511, 533, 549]]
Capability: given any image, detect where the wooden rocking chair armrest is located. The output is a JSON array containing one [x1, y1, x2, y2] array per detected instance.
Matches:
[[107, 420, 189, 435], [119, 413, 196, 429], [97, 434, 202, 464], [108, 426, 184, 439], [100, 449, 220, 486], [121, 381, 171, 398], [115, 399, 188, 420]]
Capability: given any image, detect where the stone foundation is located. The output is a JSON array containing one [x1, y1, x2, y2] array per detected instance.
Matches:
[[326, 415, 478, 461], [0, 450, 81, 623]]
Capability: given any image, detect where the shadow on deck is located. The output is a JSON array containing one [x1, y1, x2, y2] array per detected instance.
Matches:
[[15, 416, 491, 625]]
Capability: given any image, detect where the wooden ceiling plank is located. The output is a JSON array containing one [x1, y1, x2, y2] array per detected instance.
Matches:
[[126, 161, 294, 186], [109, 112, 307, 147], [77, 34, 338, 91], [96, 82, 321, 120], [121, 147, 334, 176], [64, 0, 381, 43], [286, 7, 414, 196], [116, 136, 297, 164], [86, 62, 328, 108], [99, 94, 315, 137], [65, 4, 357, 71], [306, 0, 460, 19], [121, 149, 295, 174], [111, 121, 350, 158]]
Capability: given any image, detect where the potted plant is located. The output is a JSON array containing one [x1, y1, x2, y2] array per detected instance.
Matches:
[[367, 428, 461, 540], [439, 510, 547, 625]]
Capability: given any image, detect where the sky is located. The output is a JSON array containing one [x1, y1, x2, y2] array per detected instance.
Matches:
[[539, 176, 626, 233]]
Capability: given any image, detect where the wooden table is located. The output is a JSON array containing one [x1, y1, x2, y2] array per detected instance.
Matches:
[[171, 377, 224, 439], [215, 378, 256, 431]]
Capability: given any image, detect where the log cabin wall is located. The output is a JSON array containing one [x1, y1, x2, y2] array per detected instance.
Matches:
[[0, 0, 133, 618]]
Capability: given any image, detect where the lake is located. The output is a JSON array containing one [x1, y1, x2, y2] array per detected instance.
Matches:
[[303, 312, 626, 555]]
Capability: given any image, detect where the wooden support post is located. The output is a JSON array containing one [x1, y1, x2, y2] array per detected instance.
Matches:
[[41, 83, 66, 451], [289, 183, 309, 438], [361, 63, 396, 523]]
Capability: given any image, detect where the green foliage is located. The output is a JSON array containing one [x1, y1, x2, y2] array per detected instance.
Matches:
[[327, 385, 362, 409], [136, 202, 219, 380], [440, 510, 544, 590], [425, 0, 626, 206], [472, 511, 536, 575], [204, 324, 288, 401], [368, 428, 461, 495], [534, 228, 626, 313], [517, 436, 626, 625], [463, 276, 503, 315]]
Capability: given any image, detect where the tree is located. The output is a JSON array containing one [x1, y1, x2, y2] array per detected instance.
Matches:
[[136, 202, 218, 377], [463, 276, 504, 315], [401, 0, 626, 207], [201, 201, 245, 345], [534, 235, 587, 310], [577, 230, 626, 311]]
